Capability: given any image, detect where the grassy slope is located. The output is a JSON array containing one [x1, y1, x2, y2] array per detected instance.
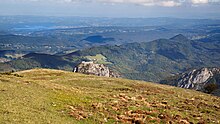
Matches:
[[0, 69, 219, 124], [85, 54, 112, 64]]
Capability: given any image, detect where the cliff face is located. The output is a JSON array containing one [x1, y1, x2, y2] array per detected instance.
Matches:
[[160, 67, 220, 96], [74, 61, 120, 78], [177, 68, 217, 90]]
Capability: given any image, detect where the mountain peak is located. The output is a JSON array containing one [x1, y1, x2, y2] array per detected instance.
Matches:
[[170, 34, 188, 41]]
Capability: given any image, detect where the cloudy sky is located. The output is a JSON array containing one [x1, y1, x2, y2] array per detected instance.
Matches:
[[0, 0, 220, 18]]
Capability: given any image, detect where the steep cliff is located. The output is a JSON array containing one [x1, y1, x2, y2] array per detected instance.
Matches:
[[160, 67, 220, 96]]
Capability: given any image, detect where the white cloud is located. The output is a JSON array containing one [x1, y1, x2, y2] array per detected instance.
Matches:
[[3, 0, 220, 6], [160, 1, 181, 6], [191, 0, 209, 4], [98, 0, 181, 7]]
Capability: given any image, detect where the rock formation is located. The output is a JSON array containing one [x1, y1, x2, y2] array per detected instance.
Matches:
[[176, 68, 220, 91], [160, 67, 220, 96], [74, 61, 120, 78]]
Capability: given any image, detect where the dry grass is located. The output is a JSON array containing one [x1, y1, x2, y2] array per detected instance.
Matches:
[[0, 69, 219, 124]]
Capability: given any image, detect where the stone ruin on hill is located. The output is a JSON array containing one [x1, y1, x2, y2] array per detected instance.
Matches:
[[73, 61, 120, 78]]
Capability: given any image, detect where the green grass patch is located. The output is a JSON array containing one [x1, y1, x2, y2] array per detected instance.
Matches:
[[85, 54, 112, 64]]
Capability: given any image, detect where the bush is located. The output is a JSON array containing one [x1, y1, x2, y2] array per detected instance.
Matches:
[[204, 83, 219, 94]]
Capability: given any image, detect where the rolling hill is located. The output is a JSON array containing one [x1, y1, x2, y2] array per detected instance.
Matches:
[[0, 53, 84, 72], [0, 69, 219, 123], [66, 34, 220, 82], [1, 34, 220, 82]]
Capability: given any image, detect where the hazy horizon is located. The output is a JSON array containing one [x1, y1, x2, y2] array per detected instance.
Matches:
[[0, 0, 220, 19]]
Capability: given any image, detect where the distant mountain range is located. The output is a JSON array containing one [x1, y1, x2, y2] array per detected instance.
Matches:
[[66, 34, 220, 81], [1, 17, 220, 55], [1, 34, 220, 83]]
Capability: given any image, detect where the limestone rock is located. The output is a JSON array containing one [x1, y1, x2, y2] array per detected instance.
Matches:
[[160, 67, 220, 96], [177, 67, 220, 91], [73, 61, 120, 78]]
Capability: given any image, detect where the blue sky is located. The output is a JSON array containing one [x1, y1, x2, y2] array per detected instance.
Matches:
[[0, 0, 220, 18]]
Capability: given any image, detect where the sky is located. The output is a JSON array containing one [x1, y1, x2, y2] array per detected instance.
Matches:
[[0, 0, 220, 18]]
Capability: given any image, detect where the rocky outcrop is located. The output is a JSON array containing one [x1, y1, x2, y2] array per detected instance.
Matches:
[[160, 67, 220, 96], [73, 61, 120, 78], [177, 68, 216, 90]]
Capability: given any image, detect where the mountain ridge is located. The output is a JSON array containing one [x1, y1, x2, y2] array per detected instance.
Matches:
[[66, 34, 220, 81], [1, 34, 220, 82]]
